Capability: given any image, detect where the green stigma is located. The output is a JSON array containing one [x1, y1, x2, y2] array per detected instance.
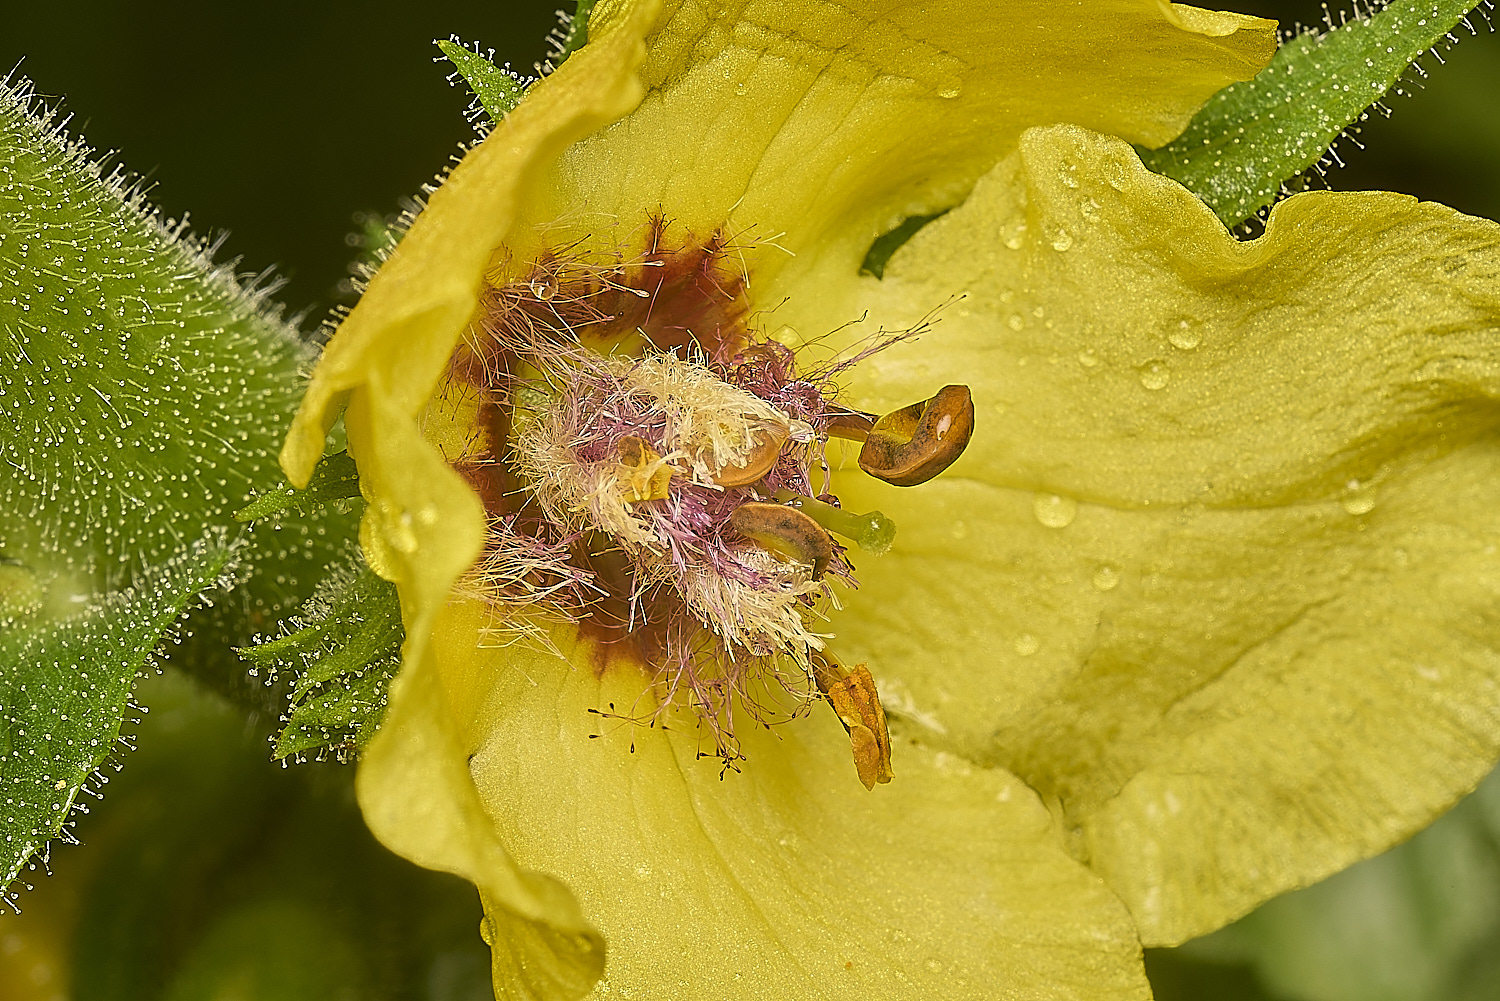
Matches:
[[772, 491, 896, 556]]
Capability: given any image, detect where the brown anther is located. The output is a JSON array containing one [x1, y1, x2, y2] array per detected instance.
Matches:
[[857, 385, 975, 487], [712, 422, 790, 487], [812, 652, 893, 790], [616, 435, 672, 503], [728, 502, 833, 579]]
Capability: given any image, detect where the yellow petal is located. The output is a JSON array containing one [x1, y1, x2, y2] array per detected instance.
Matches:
[[819, 123, 1500, 945], [281, 4, 664, 991], [285, 1, 1279, 994], [531, 0, 1273, 294], [436, 599, 1149, 1001]]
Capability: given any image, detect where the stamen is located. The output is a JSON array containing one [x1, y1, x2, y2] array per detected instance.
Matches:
[[616, 435, 672, 503], [857, 385, 975, 487], [811, 652, 894, 791], [711, 423, 789, 487], [771, 490, 895, 555], [826, 411, 877, 442], [728, 502, 834, 579]]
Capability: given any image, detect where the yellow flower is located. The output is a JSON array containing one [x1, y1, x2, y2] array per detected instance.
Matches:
[[283, 1, 1500, 998]]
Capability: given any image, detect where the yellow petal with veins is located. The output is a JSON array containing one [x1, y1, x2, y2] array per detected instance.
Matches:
[[526, 0, 1275, 295], [442, 600, 1149, 1000], [821, 123, 1500, 946]]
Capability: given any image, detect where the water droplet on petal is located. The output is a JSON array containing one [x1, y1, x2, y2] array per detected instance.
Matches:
[[1050, 227, 1074, 252], [1341, 479, 1376, 515], [1033, 493, 1078, 528], [1139, 360, 1170, 391], [1058, 165, 1080, 189], [1168, 318, 1200, 350], [1092, 565, 1120, 591], [1077, 349, 1099, 368], [1014, 633, 1040, 656]]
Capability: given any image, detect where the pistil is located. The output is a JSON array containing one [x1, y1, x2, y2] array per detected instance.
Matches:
[[771, 490, 895, 555]]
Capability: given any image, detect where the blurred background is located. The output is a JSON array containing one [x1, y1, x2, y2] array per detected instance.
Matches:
[[2, 2, 1499, 999]]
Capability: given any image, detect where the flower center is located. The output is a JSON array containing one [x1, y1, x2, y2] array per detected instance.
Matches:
[[437, 215, 972, 783]]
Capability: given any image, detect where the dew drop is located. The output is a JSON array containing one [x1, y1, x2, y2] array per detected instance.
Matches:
[[1058, 165, 1080, 189], [1077, 348, 1099, 368], [937, 83, 962, 99], [1032, 493, 1078, 528], [1013, 633, 1040, 656], [1050, 228, 1074, 252], [1003, 222, 1027, 250], [1168, 319, 1200, 350], [1092, 565, 1120, 592], [1139, 360, 1170, 391], [1340, 479, 1376, 515]]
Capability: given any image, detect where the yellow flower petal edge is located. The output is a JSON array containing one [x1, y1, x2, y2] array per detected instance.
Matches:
[[814, 123, 1500, 946], [444, 599, 1151, 1001], [279, 3, 662, 994]]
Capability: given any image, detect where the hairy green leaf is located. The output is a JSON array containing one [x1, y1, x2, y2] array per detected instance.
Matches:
[[1141, 0, 1489, 225], [437, 38, 530, 128], [0, 78, 362, 877], [0, 538, 238, 889], [555, 0, 601, 65], [0, 78, 357, 624], [239, 559, 404, 761], [235, 450, 361, 524], [0, 669, 490, 1000]]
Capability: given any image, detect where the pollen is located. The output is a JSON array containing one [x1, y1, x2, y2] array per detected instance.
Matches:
[[436, 215, 973, 778]]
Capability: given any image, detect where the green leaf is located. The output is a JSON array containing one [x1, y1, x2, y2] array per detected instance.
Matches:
[[238, 558, 404, 761], [554, 0, 601, 66], [0, 78, 359, 622], [1, 77, 363, 866], [0, 669, 490, 1000], [234, 450, 361, 524], [1140, 0, 1488, 225], [0, 538, 238, 889], [436, 38, 530, 128], [859, 211, 948, 279], [1171, 763, 1500, 1001]]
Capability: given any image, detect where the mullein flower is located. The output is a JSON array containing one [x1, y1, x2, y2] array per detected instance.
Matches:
[[283, 1, 1500, 998]]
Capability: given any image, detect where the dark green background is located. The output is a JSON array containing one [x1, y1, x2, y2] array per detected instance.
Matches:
[[2, 1, 561, 321]]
